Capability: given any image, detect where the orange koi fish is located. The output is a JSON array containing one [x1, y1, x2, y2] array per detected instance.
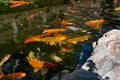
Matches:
[[43, 29, 66, 34], [9, 1, 33, 8], [24, 28, 67, 44], [70, 1, 76, 5], [24, 32, 52, 44], [85, 19, 105, 29], [29, 59, 44, 69], [24, 33, 51, 44], [24, 33, 67, 45], [24, 36, 42, 44], [61, 19, 74, 27], [27, 51, 57, 73], [8, 72, 26, 78], [29, 13, 35, 19], [0, 72, 26, 79], [69, 9, 77, 13], [114, 0, 118, 5]]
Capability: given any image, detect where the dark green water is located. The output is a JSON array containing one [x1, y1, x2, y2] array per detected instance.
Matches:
[[0, 0, 118, 80]]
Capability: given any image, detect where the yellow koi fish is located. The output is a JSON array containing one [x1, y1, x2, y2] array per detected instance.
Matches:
[[0, 54, 11, 66], [61, 19, 74, 27]]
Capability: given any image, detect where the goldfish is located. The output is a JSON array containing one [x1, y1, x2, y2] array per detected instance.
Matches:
[[24, 31, 67, 45], [85, 19, 105, 29], [69, 9, 77, 13], [81, 30, 87, 33], [70, 1, 76, 5], [115, 7, 120, 11], [9, 1, 33, 8], [0, 72, 26, 80], [0, 54, 11, 75], [0, 54, 11, 66], [61, 19, 74, 27], [29, 13, 35, 19], [114, 0, 118, 5], [24, 34, 67, 45], [28, 59, 44, 72], [24, 33, 50, 43], [43, 29, 66, 34], [60, 46, 74, 53], [27, 51, 57, 73], [24, 29, 90, 46], [50, 54, 62, 62], [67, 35, 91, 44], [25, 29, 66, 43]]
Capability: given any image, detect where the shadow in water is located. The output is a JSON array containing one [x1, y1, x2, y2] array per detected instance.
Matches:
[[86, 60, 97, 71], [51, 60, 102, 80]]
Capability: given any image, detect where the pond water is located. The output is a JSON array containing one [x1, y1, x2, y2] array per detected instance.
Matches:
[[0, 0, 119, 80]]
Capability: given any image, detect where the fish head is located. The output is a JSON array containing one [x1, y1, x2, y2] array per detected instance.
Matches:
[[24, 36, 41, 43]]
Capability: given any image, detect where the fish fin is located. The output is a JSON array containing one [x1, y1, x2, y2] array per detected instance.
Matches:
[[37, 47, 41, 52], [81, 30, 87, 33], [34, 69, 40, 73], [0, 54, 11, 66], [28, 51, 36, 59], [36, 54, 40, 60], [67, 22, 73, 25], [41, 68, 48, 76], [96, 24, 101, 29], [26, 57, 29, 60]]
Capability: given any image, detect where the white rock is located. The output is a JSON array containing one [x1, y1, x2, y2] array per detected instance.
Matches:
[[82, 29, 120, 80]]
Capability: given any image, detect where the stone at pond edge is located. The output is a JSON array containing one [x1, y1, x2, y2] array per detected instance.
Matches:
[[82, 29, 120, 80], [51, 29, 120, 80]]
